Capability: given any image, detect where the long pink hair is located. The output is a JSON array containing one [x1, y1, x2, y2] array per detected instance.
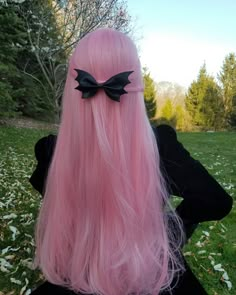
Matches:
[[35, 28, 184, 295]]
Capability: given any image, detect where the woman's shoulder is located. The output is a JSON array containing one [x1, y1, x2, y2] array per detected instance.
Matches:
[[153, 124, 177, 142], [34, 134, 57, 162], [152, 124, 179, 158]]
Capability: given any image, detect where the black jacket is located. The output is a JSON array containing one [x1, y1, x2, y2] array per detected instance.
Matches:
[[29, 125, 233, 295]]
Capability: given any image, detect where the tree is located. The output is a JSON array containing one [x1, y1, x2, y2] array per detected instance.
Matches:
[[185, 63, 209, 127], [156, 99, 176, 128], [175, 104, 192, 131], [160, 98, 173, 120], [143, 67, 157, 121], [218, 52, 236, 127], [201, 81, 224, 130], [229, 95, 236, 128], [17, 0, 133, 119], [0, 0, 133, 119], [185, 63, 225, 129], [0, 1, 26, 117]]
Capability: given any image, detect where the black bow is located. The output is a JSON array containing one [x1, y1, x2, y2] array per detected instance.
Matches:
[[74, 69, 133, 102]]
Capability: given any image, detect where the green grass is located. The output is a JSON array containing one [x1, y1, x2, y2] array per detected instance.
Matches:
[[0, 126, 235, 295], [178, 131, 236, 295]]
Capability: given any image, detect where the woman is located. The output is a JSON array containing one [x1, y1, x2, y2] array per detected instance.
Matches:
[[30, 28, 232, 295]]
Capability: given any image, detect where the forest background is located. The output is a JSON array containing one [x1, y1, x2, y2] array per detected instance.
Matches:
[[1, 0, 236, 131]]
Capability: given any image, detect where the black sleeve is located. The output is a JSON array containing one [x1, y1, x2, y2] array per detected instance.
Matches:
[[29, 134, 57, 195], [154, 125, 233, 236]]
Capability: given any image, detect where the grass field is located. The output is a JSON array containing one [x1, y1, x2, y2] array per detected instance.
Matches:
[[0, 126, 235, 295]]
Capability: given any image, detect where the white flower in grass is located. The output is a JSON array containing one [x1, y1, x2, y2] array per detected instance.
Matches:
[[221, 272, 233, 290], [1, 246, 11, 255], [196, 241, 204, 247], [211, 261, 233, 290], [10, 278, 22, 285], [20, 258, 34, 270], [0, 258, 13, 270], [20, 278, 29, 295], [224, 280, 232, 290], [222, 272, 229, 280], [198, 250, 206, 255], [213, 263, 224, 272], [9, 225, 20, 241], [183, 251, 192, 256], [220, 223, 227, 231], [3, 213, 17, 219], [202, 231, 210, 237], [5, 255, 15, 260], [1, 265, 10, 273]]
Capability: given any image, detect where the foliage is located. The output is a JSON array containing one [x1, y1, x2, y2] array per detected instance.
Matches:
[[160, 98, 173, 120], [143, 67, 157, 120], [156, 98, 176, 128], [0, 2, 26, 117], [0, 0, 133, 120], [201, 82, 225, 130], [185, 64, 208, 126], [185, 64, 225, 130], [229, 95, 236, 128], [218, 53, 236, 127], [174, 104, 192, 131]]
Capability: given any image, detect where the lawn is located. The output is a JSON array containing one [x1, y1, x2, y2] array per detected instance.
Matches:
[[0, 126, 235, 295]]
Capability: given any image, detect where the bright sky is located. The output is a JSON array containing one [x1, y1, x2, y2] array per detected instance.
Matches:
[[127, 0, 236, 88]]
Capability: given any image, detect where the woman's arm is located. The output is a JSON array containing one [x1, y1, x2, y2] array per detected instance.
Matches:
[[154, 125, 233, 238], [29, 134, 57, 195]]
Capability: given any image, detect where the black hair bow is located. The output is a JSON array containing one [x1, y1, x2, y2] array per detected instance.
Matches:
[[74, 69, 133, 102]]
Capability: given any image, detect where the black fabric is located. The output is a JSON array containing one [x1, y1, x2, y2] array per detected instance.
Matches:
[[29, 124, 233, 295], [153, 125, 232, 238], [30, 134, 56, 195]]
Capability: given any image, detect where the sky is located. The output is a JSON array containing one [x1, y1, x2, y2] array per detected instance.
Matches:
[[127, 0, 236, 88]]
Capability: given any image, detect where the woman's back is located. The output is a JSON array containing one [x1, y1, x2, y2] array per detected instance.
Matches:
[[31, 29, 232, 295], [33, 28, 184, 295]]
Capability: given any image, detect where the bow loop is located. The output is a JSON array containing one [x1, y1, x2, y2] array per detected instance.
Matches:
[[74, 69, 133, 102]]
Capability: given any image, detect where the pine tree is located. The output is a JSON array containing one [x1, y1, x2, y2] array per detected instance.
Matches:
[[201, 81, 224, 130], [185, 63, 208, 126], [0, 2, 26, 117], [229, 95, 236, 128], [143, 67, 157, 121], [185, 63, 225, 129], [218, 52, 236, 127]]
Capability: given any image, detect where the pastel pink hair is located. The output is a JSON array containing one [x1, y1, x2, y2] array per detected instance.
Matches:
[[35, 28, 184, 295]]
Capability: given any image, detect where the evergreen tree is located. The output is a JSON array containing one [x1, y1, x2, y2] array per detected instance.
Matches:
[[0, 2, 26, 117], [185, 63, 225, 129], [229, 95, 236, 128], [1, 0, 133, 120], [201, 81, 224, 130], [143, 68, 157, 121], [185, 63, 208, 126], [218, 52, 236, 127]]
